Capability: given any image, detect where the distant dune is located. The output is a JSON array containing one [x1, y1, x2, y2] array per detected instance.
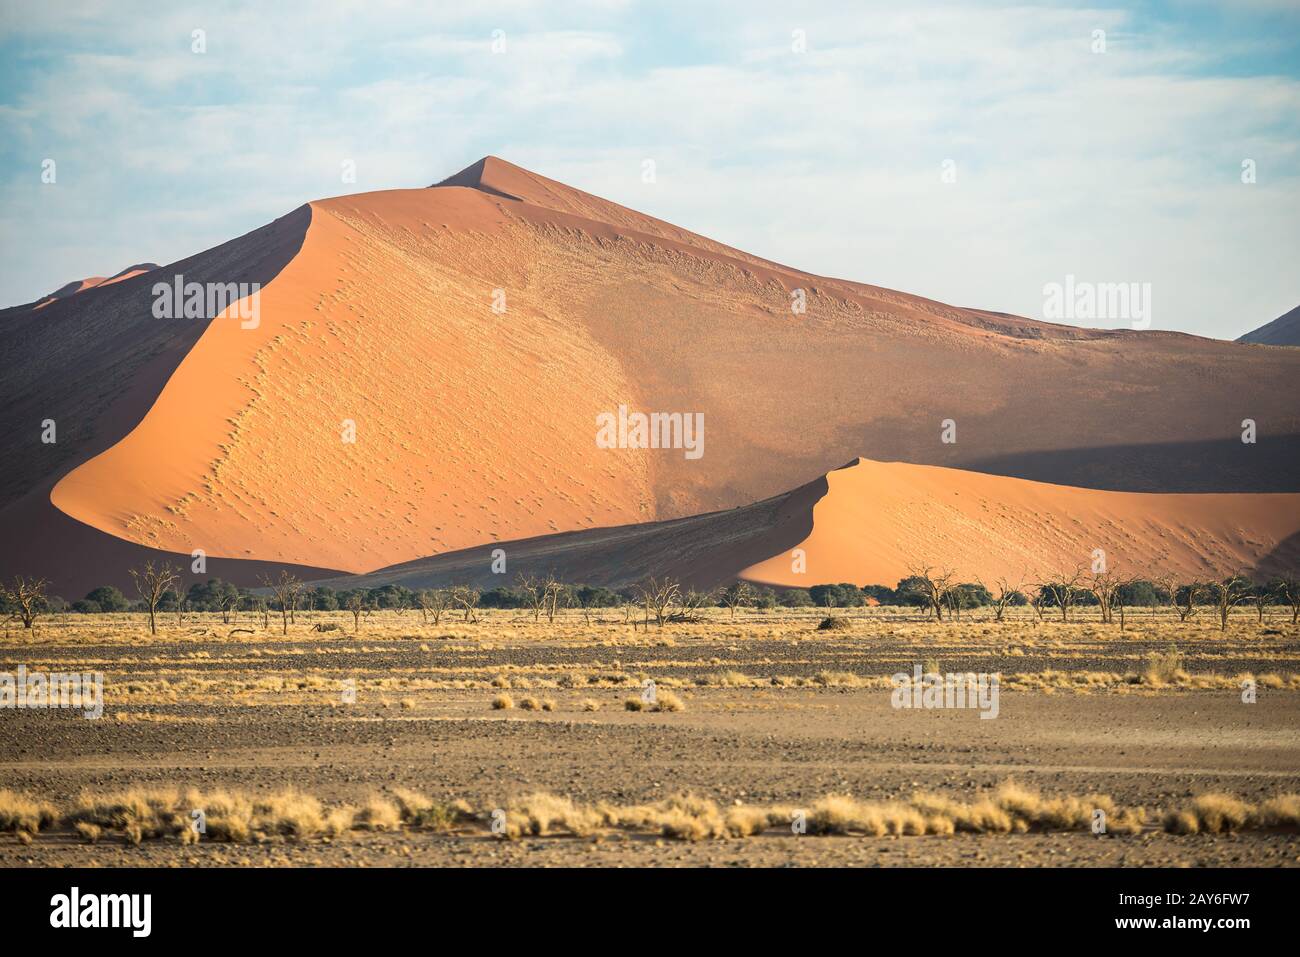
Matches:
[[3, 263, 161, 313], [3, 157, 1298, 594], [1238, 304, 1300, 347], [317, 457, 1300, 592]]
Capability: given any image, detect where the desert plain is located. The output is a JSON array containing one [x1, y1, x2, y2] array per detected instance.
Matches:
[[2, 605, 1297, 867]]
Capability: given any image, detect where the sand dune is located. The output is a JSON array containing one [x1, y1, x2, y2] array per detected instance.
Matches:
[[1238, 304, 1300, 347], [5, 157, 1299, 591], [319, 457, 1300, 592]]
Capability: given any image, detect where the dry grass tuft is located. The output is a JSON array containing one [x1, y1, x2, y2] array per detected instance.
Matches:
[[0, 789, 58, 834], [1143, 648, 1188, 686], [491, 693, 514, 710]]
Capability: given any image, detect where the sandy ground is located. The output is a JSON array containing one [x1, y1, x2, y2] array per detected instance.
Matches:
[[2, 608, 1297, 867]]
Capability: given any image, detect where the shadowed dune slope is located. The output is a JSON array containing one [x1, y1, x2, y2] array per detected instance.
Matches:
[[1238, 304, 1300, 346], [0, 207, 342, 596], [318, 457, 1300, 591], [12, 156, 1300, 583]]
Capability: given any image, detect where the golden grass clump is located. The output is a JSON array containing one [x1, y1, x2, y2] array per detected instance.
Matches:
[[579, 698, 600, 712], [653, 690, 685, 712], [390, 787, 472, 831], [355, 796, 402, 831], [1143, 648, 1188, 686], [505, 792, 609, 838], [491, 693, 514, 710], [518, 696, 541, 711], [812, 670, 863, 688], [1164, 794, 1254, 834], [0, 789, 58, 834]]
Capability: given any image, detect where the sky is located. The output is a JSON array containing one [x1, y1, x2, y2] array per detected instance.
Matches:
[[1, 0, 1297, 339]]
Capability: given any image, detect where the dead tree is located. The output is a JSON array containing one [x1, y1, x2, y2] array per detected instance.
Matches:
[[416, 588, 450, 626], [544, 575, 568, 624], [634, 577, 681, 627], [1209, 575, 1253, 632], [1160, 576, 1205, 622], [719, 582, 756, 619], [982, 575, 1024, 623], [346, 593, 365, 632], [515, 574, 548, 623], [1272, 576, 1300, 626], [908, 566, 956, 622], [129, 562, 179, 636], [0, 576, 48, 630], [450, 585, 480, 623], [261, 571, 302, 635], [673, 587, 717, 623], [1038, 567, 1085, 623]]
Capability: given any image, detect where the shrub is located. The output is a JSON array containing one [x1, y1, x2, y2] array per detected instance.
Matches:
[[817, 616, 852, 631]]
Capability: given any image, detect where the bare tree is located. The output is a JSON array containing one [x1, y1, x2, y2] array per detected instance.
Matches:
[[345, 593, 365, 632], [450, 585, 480, 624], [544, 575, 568, 624], [1159, 576, 1205, 622], [1209, 575, 1253, 632], [634, 577, 681, 627], [908, 566, 956, 622], [515, 573, 548, 623], [416, 588, 450, 626], [219, 588, 241, 625], [0, 576, 48, 630], [129, 562, 179, 636], [676, 587, 717, 622], [719, 581, 756, 619], [261, 571, 302, 635], [1037, 566, 1085, 623], [1272, 576, 1300, 626], [981, 575, 1024, 623]]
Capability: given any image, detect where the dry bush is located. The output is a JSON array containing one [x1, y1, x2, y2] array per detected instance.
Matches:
[[623, 697, 645, 711], [579, 698, 600, 711], [541, 699, 556, 712], [817, 616, 852, 631], [518, 696, 541, 711], [491, 693, 514, 710]]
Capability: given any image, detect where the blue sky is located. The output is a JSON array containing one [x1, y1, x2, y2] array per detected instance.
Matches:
[[1, 0, 1297, 338]]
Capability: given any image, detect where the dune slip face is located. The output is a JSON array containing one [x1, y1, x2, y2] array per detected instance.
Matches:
[[6, 157, 1299, 591]]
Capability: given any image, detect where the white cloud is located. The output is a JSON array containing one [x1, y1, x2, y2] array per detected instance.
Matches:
[[0, 0, 1296, 336]]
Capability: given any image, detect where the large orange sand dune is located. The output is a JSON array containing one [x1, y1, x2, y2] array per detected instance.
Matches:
[[3, 157, 1298, 593]]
